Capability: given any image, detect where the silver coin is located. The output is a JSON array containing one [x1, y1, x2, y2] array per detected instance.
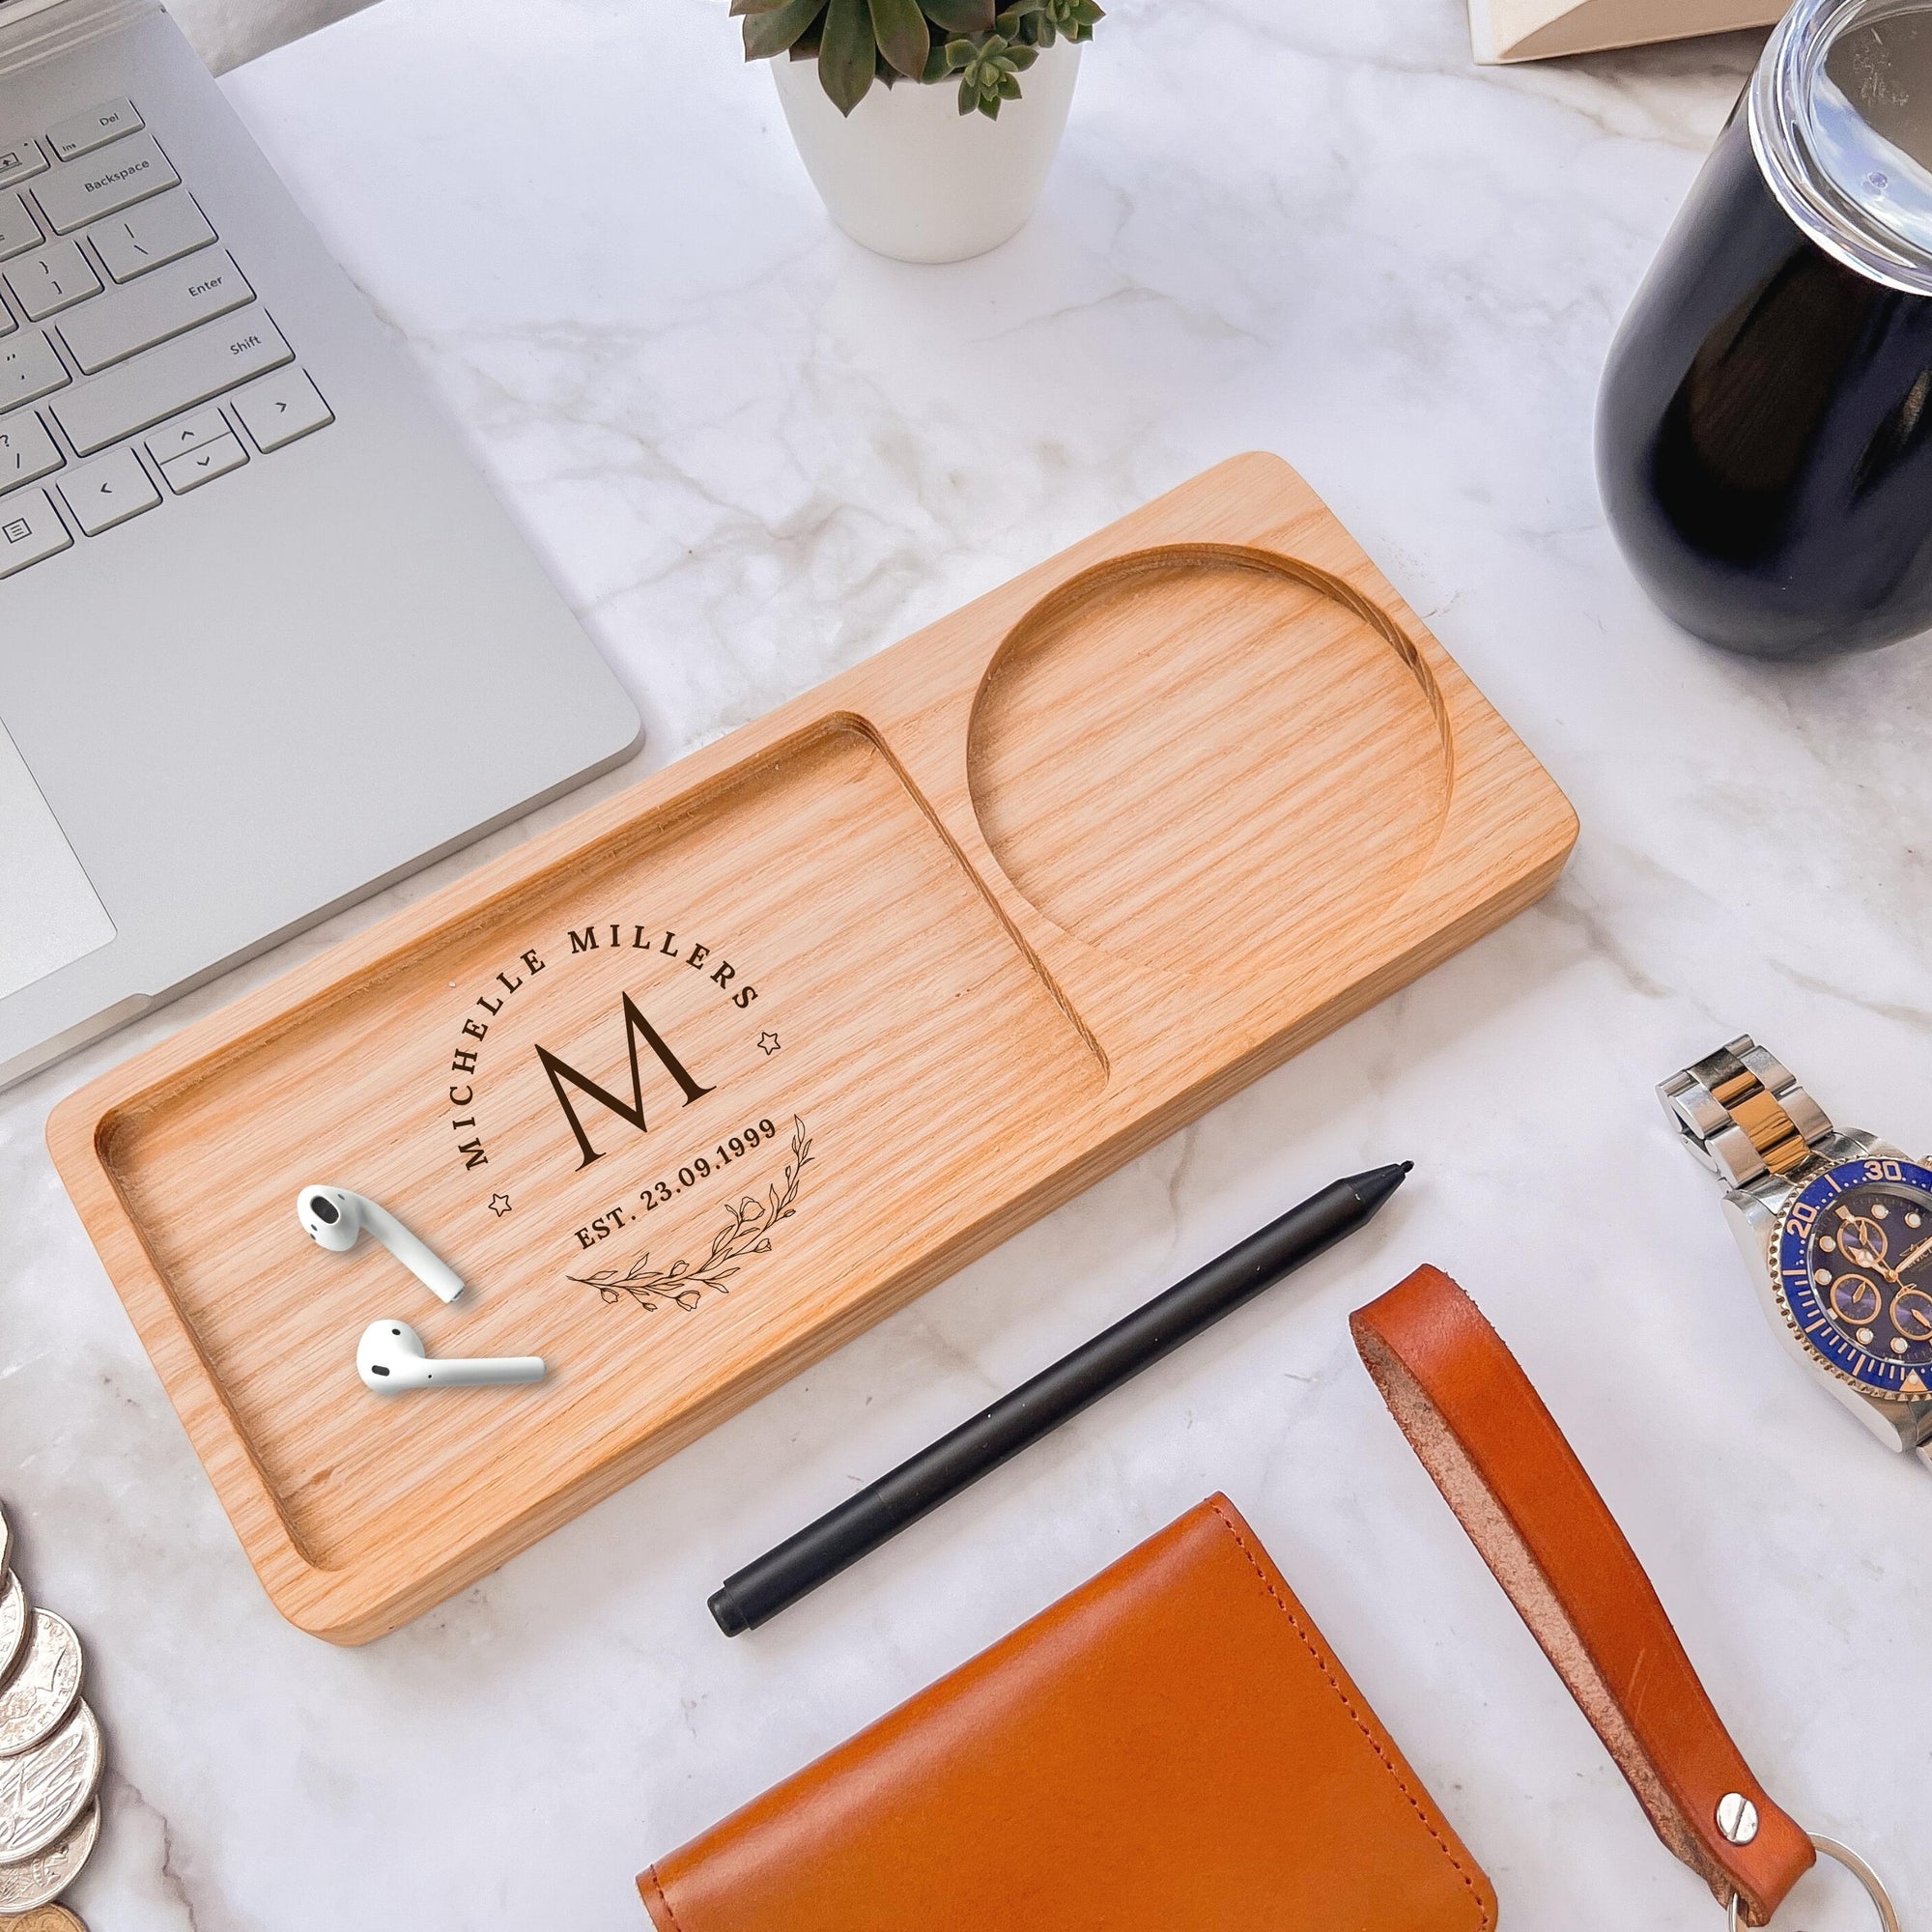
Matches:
[[0, 1506, 10, 1582], [0, 1578, 25, 1691], [0, 1802, 97, 1913], [0, 1618, 80, 1759], [0, 1908, 90, 1932], [0, 1705, 101, 1863]]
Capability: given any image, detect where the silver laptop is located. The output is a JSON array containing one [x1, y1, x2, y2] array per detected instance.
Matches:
[[0, 0, 641, 1092]]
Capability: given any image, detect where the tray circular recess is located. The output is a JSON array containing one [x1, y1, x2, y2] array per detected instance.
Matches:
[[966, 544, 1454, 978]]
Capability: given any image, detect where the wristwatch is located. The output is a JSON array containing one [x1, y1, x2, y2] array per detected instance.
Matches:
[[1660, 1037, 1932, 1468]]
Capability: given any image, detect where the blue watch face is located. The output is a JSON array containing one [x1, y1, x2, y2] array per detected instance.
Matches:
[[1778, 1157, 1932, 1399]]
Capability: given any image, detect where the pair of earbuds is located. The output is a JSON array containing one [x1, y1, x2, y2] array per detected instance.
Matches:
[[296, 1186, 545, 1393]]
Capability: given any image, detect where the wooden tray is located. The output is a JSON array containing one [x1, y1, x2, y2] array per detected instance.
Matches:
[[48, 455, 1577, 1643]]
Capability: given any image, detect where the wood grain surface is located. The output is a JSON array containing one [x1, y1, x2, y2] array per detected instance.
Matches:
[[47, 454, 1578, 1643]]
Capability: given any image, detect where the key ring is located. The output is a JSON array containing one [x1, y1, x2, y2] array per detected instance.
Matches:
[[1726, 1836, 1899, 1931]]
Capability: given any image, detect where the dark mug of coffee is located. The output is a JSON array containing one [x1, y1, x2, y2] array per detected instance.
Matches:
[[1599, 0, 1932, 658]]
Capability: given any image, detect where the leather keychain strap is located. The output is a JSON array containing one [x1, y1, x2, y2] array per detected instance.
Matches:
[[1350, 1264, 1815, 1927]]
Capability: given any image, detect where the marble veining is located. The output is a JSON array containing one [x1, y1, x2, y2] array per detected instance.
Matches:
[[2, 0, 1927, 1925]]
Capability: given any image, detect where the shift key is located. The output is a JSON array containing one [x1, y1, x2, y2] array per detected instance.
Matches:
[[51, 308, 291, 455], [58, 250, 253, 373]]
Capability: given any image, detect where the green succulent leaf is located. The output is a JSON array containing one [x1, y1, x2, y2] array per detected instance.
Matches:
[[945, 30, 1030, 114], [867, 0, 929, 77], [818, 0, 877, 111], [923, 0, 997, 33], [1003, 0, 1095, 43], [740, 0, 1092, 114], [742, 0, 827, 59]]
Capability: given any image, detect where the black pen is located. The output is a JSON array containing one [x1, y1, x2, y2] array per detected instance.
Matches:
[[709, 1161, 1412, 1634]]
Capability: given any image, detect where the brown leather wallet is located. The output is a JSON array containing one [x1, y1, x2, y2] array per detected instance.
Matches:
[[640, 1494, 1494, 1931], [1352, 1265, 1815, 1927]]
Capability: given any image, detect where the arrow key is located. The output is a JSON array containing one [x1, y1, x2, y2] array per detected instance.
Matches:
[[233, 368, 331, 453], [143, 404, 228, 466], [60, 445, 159, 533], [159, 428, 246, 496]]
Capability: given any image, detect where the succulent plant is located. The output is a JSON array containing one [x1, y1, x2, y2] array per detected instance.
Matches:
[[732, 0, 1103, 119], [942, 32, 1034, 117]]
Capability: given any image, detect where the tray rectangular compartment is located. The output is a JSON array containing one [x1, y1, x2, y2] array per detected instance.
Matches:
[[49, 454, 1578, 1641]]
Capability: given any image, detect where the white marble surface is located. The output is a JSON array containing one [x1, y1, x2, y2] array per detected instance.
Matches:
[[3, 1, 1929, 1925]]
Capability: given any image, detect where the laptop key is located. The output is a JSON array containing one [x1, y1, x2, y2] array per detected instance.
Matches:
[[90, 188, 214, 283], [160, 431, 245, 495], [0, 333, 68, 413], [144, 405, 229, 465], [0, 137, 46, 187], [33, 132, 178, 236], [60, 447, 158, 534], [0, 489, 70, 577], [0, 412, 61, 494], [59, 248, 251, 373], [0, 192, 41, 265], [6, 238, 100, 321], [234, 369, 332, 451], [47, 99, 143, 164], [50, 308, 291, 454]]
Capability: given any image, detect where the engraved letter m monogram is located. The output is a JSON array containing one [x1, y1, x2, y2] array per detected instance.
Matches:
[[534, 994, 714, 1169]]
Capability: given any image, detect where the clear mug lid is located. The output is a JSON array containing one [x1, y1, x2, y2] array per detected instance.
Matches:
[[1753, 0, 1932, 295]]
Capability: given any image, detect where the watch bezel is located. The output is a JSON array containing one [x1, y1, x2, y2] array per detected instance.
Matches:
[[1774, 1155, 1932, 1403]]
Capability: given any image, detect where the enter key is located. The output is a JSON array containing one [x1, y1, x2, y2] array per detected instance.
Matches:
[[56, 247, 252, 374]]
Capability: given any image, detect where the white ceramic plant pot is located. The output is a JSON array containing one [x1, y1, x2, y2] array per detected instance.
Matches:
[[773, 38, 1081, 264]]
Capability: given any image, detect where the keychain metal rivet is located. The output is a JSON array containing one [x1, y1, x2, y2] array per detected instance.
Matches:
[[1716, 1793, 1759, 1845]]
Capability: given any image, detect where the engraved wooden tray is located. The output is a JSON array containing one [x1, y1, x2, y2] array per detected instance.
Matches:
[[48, 455, 1578, 1643]]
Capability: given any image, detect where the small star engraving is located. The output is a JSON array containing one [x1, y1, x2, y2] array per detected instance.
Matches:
[[756, 1031, 781, 1056], [487, 1192, 513, 1217]]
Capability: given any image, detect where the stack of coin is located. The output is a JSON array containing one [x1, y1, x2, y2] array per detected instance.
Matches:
[[0, 1507, 101, 1929]]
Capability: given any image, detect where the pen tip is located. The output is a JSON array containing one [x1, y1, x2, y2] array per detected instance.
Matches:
[[1340, 1162, 1412, 1213]]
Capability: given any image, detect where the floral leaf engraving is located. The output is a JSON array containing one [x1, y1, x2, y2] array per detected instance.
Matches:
[[568, 1118, 813, 1314]]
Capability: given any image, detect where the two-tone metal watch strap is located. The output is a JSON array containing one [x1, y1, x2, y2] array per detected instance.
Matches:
[[1657, 1037, 1837, 1190], [1661, 1038, 1932, 1471]]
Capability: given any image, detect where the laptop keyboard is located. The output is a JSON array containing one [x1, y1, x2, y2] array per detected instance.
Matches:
[[0, 98, 333, 581]]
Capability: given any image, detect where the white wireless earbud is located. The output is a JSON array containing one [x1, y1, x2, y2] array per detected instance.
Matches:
[[297, 1186, 464, 1304], [355, 1321, 546, 1393]]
